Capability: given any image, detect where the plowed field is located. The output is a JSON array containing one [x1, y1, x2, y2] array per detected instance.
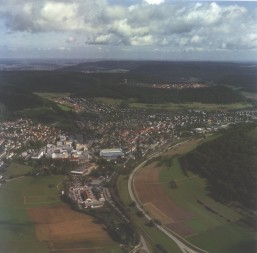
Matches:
[[134, 162, 193, 237], [28, 204, 114, 251], [134, 140, 202, 237]]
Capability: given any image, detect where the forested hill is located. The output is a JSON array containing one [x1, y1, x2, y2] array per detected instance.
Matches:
[[76, 84, 245, 104], [0, 70, 246, 104], [126, 61, 257, 92], [59, 60, 257, 92], [180, 123, 257, 210], [0, 85, 46, 111]]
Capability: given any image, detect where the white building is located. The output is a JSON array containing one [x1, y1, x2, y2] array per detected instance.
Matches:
[[99, 148, 124, 158]]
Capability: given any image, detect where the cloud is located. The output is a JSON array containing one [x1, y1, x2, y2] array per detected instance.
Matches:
[[144, 0, 165, 5], [58, 46, 70, 51], [66, 36, 77, 43], [0, 0, 256, 52]]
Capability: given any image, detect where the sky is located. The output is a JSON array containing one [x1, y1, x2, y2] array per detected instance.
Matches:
[[0, 0, 257, 61]]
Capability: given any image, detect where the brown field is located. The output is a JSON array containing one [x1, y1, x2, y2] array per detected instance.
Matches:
[[144, 202, 173, 224], [134, 163, 193, 237], [134, 140, 202, 237], [27, 204, 115, 251]]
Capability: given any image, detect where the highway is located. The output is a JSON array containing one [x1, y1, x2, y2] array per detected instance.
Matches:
[[128, 141, 208, 253]]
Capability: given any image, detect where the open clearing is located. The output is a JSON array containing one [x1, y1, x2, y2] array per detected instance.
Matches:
[[133, 139, 257, 252]]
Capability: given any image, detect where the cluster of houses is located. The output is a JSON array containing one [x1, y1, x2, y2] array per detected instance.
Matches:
[[0, 118, 63, 160], [68, 177, 106, 209], [131, 82, 209, 89]]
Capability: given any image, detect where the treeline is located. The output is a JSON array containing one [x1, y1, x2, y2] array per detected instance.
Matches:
[[179, 123, 257, 210], [30, 158, 77, 176], [77, 84, 245, 104]]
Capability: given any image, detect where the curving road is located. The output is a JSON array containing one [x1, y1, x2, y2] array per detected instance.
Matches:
[[128, 141, 208, 253]]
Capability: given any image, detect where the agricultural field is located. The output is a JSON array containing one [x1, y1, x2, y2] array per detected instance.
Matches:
[[0, 174, 121, 253], [94, 97, 252, 111], [28, 205, 118, 252], [117, 174, 182, 253], [133, 139, 257, 253], [130, 102, 252, 111]]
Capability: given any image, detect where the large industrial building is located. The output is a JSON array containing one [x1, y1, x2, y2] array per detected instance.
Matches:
[[99, 148, 124, 158]]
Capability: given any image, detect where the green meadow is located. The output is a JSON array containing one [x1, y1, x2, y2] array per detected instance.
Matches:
[[0, 162, 123, 253], [95, 97, 252, 111], [159, 157, 257, 253], [0, 174, 65, 253], [5, 162, 32, 178]]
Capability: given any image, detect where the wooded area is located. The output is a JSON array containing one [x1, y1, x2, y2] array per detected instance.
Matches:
[[180, 124, 257, 210]]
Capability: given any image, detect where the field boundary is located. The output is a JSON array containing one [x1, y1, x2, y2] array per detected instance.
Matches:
[[24, 195, 60, 204], [50, 246, 113, 252]]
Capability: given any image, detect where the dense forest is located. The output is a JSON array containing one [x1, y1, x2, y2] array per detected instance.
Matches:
[[0, 85, 46, 111], [0, 70, 246, 106], [179, 124, 257, 210]]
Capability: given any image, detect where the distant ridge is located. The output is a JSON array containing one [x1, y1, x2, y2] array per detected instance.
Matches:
[[56, 61, 257, 92]]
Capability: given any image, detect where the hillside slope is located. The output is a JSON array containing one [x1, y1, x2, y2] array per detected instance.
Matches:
[[180, 123, 257, 210]]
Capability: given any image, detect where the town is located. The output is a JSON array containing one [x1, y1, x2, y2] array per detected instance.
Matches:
[[129, 82, 209, 89], [0, 97, 257, 208]]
